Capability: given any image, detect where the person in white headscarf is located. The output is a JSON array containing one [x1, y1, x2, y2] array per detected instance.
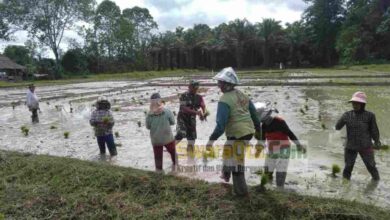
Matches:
[[26, 84, 40, 123]]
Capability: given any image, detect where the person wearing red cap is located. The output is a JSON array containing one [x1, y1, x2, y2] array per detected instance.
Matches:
[[336, 91, 381, 181]]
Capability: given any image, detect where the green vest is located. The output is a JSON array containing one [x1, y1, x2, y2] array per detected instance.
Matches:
[[220, 89, 254, 138]]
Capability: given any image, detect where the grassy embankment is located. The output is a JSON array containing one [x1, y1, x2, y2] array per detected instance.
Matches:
[[0, 150, 389, 219]]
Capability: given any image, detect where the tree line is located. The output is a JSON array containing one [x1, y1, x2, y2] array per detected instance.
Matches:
[[1, 0, 390, 78]]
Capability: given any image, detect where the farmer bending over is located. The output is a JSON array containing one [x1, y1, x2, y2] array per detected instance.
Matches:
[[255, 102, 306, 188]]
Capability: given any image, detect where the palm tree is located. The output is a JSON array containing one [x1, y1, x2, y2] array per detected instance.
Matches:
[[256, 18, 282, 67], [285, 21, 306, 67], [218, 19, 256, 69]]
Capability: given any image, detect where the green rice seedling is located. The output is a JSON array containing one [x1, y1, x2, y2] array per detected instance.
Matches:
[[285, 95, 290, 100], [64, 132, 70, 139], [20, 126, 29, 136], [137, 121, 142, 127], [114, 107, 120, 112], [23, 128, 29, 136], [381, 145, 389, 150], [50, 125, 57, 129], [305, 105, 309, 111], [274, 102, 277, 105], [332, 164, 341, 177], [11, 102, 16, 110], [260, 174, 269, 187], [139, 101, 144, 105], [102, 116, 110, 124], [300, 108, 305, 114], [321, 123, 326, 129], [173, 111, 177, 116], [115, 132, 120, 138]]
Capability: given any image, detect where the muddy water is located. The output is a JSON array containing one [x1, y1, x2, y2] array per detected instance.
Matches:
[[1, 79, 390, 208]]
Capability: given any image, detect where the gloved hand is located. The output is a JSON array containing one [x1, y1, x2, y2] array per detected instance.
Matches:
[[254, 130, 261, 140]]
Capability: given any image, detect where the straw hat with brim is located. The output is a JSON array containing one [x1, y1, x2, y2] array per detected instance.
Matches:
[[349, 91, 367, 104]]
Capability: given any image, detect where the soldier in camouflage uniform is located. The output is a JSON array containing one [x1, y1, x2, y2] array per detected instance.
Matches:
[[175, 80, 206, 157]]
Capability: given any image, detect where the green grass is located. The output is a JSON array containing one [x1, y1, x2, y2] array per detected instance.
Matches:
[[0, 150, 389, 219]]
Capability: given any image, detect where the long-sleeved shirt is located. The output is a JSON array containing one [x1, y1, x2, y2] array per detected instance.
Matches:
[[209, 100, 260, 140], [26, 90, 39, 109], [146, 108, 175, 146], [335, 110, 380, 150], [90, 110, 115, 136], [261, 117, 301, 147]]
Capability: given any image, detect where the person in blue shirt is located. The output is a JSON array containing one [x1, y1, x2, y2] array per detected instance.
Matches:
[[207, 67, 261, 197]]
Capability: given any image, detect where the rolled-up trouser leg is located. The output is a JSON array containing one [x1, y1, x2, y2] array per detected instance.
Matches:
[[359, 149, 380, 180], [232, 171, 248, 196]]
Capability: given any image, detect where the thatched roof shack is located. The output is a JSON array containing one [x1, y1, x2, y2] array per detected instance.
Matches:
[[0, 55, 27, 80]]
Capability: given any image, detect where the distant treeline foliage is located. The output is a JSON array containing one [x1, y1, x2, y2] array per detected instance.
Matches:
[[1, 0, 390, 78]]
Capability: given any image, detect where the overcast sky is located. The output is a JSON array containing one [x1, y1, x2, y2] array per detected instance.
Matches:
[[0, 0, 307, 56]]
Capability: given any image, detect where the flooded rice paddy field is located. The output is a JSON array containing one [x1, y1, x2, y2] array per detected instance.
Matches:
[[1, 72, 390, 208]]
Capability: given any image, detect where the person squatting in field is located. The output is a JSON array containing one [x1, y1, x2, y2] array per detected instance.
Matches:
[[175, 80, 206, 159], [336, 91, 381, 181], [146, 93, 177, 172], [207, 67, 261, 197], [255, 102, 306, 188], [90, 97, 117, 158]]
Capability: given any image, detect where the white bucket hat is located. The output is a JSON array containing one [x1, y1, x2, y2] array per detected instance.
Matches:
[[213, 67, 239, 85]]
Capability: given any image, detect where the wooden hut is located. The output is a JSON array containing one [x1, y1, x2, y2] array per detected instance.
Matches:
[[0, 55, 27, 81]]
